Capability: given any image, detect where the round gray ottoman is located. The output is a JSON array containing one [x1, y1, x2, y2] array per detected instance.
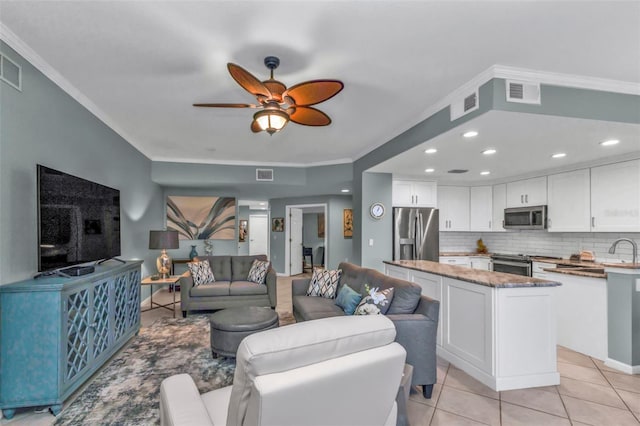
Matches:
[[209, 306, 279, 357]]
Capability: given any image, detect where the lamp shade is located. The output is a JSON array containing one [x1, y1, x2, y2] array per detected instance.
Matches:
[[149, 230, 179, 250]]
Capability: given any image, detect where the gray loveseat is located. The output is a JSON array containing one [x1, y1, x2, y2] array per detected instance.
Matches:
[[180, 255, 277, 317], [292, 262, 439, 398]]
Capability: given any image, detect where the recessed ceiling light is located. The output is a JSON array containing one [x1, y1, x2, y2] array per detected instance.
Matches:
[[259, 202, 266, 206], [424, 148, 437, 154], [425, 168, 435, 173], [480, 171, 491, 175], [600, 139, 620, 146], [463, 131, 478, 138], [340, 189, 350, 193], [482, 148, 497, 155], [552, 153, 566, 158]]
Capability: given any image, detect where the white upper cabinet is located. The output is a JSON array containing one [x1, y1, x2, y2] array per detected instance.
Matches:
[[392, 180, 437, 207], [492, 184, 507, 232], [590, 159, 640, 232], [547, 169, 591, 232], [506, 176, 547, 207], [438, 186, 470, 231], [469, 186, 493, 231]]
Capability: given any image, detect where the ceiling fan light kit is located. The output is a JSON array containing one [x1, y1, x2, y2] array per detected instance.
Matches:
[[194, 56, 343, 135]]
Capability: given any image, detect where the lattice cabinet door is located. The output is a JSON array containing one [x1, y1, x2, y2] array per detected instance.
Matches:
[[113, 273, 130, 343], [124, 269, 141, 334], [90, 279, 111, 363], [62, 284, 92, 388]]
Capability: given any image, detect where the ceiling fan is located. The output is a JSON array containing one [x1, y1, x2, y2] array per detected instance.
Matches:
[[193, 56, 344, 135]]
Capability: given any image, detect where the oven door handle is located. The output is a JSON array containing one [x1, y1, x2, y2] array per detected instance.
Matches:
[[492, 260, 531, 267]]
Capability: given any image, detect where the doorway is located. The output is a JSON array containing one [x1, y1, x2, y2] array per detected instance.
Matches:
[[249, 214, 269, 256], [285, 204, 327, 276]]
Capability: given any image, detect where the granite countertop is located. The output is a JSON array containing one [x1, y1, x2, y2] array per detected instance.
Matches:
[[541, 268, 607, 279], [602, 262, 640, 270], [384, 260, 561, 288], [439, 252, 491, 257]]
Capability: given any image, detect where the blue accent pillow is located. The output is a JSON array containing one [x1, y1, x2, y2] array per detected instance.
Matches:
[[335, 284, 362, 315]]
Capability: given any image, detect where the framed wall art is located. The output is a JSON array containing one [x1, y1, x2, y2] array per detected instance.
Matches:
[[239, 219, 248, 242], [343, 208, 353, 238], [272, 217, 284, 232], [167, 196, 236, 240], [317, 213, 325, 238]]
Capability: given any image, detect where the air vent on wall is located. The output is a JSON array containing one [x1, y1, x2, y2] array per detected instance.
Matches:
[[506, 80, 541, 104], [256, 168, 274, 181], [450, 89, 479, 121], [0, 53, 21, 91]]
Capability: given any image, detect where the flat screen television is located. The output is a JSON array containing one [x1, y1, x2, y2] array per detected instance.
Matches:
[[37, 165, 121, 272]]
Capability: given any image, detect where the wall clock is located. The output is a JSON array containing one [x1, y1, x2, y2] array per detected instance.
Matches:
[[370, 202, 386, 220]]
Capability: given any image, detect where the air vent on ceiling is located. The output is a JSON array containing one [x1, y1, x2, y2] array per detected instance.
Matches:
[[506, 80, 540, 104], [450, 89, 479, 121], [256, 168, 274, 181], [447, 169, 469, 174], [0, 53, 21, 91]]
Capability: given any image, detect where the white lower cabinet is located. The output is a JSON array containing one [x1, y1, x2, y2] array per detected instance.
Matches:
[[547, 271, 608, 360], [439, 256, 470, 268], [384, 263, 559, 391], [470, 257, 491, 271]]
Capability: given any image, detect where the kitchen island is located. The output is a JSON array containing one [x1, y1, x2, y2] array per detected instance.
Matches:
[[385, 260, 561, 391]]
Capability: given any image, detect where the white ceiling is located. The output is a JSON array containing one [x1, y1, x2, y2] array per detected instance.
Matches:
[[1, 1, 639, 171], [369, 110, 640, 184]]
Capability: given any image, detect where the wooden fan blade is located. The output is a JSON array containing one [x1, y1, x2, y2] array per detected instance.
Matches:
[[251, 120, 262, 133], [283, 80, 344, 106], [288, 106, 332, 126], [227, 63, 271, 99], [193, 103, 256, 108]]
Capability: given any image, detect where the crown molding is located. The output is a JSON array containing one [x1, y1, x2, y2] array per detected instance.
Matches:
[[150, 155, 354, 169], [0, 23, 153, 160], [354, 65, 640, 162], [493, 65, 640, 95]]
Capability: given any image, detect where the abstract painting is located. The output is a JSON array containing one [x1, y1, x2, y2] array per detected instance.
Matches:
[[167, 196, 236, 240]]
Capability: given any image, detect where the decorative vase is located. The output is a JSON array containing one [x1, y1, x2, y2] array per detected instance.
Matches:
[[189, 245, 198, 260]]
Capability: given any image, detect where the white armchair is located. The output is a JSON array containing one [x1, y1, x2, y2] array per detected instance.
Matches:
[[160, 315, 407, 426]]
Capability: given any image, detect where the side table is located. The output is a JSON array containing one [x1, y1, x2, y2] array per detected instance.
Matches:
[[141, 276, 181, 318]]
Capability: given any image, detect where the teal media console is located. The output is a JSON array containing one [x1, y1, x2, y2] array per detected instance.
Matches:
[[0, 261, 142, 418]]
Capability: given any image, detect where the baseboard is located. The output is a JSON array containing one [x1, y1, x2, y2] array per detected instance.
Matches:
[[605, 358, 640, 374]]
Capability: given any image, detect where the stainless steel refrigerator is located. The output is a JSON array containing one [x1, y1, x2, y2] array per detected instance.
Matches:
[[393, 207, 439, 261]]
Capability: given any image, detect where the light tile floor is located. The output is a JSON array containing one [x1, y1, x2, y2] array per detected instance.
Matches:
[[3, 275, 639, 425]]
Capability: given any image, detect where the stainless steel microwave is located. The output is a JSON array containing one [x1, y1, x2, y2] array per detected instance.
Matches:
[[504, 205, 547, 230]]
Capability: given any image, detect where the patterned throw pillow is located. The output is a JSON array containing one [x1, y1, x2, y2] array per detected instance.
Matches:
[[354, 285, 395, 315], [187, 260, 215, 286], [247, 259, 270, 284], [306, 268, 342, 299]]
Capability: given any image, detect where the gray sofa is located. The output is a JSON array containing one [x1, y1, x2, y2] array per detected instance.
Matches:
[[292, 262, 439, 398], [180, 255, 277, 317]]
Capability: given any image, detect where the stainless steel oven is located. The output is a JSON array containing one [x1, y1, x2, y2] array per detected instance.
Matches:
[[491, 254, 532, 276]]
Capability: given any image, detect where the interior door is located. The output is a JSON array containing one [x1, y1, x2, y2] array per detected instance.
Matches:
[[289, 208, 303, 275], [249, 215, 269, 256]]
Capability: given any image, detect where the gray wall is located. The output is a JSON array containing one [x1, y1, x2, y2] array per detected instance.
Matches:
[[303, 213, 324, 265], [269, 195, 352, 273], [359, 172, 393, 270], [0, 43, 163, 297]]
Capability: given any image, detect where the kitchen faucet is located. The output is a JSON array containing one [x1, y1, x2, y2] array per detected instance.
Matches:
[[608, 238, 638, 264]]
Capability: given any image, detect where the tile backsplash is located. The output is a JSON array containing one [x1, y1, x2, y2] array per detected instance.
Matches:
[[440, 231, 640, 262]]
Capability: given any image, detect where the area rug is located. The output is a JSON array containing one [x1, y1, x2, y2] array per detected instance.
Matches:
[[54, 316, 235, 425]]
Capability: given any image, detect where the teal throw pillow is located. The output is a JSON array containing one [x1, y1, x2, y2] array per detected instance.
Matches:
[[335, 284, 362, 315]]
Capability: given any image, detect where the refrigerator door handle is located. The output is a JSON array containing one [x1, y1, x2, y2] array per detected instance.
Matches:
[[413, 217, 418, 259]]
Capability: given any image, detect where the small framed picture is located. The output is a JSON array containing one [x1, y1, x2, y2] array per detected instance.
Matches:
[[343, 208, 353, 238], [239, 219, 248, 242], [272, 217, 285, 232]]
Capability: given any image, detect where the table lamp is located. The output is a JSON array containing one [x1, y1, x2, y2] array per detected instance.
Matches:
[[149, 230, 179, 278]]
